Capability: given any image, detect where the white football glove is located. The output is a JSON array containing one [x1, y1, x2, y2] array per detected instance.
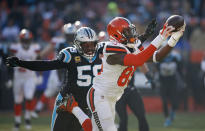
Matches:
[[168, 22, 186, 47], [159, 23, 175, 40], [151, 23, 175, 48]]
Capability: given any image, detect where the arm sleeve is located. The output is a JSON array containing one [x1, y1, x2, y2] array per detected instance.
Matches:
[[124, 35, 164, 66], [19, 48, 72, 71], [124, 44, 157, 66], [19, 59, 67, 71]]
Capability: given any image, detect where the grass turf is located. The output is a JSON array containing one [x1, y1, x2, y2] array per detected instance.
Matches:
[[0, 112, 205, 131]]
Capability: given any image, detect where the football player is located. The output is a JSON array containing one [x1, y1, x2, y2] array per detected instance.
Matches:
[[86, 17, 185, 131], [6, 27, 101, 131], [9, 29, 41, 131], [32, 23, 77, 118], [158, 49, 184, 127], [116, 19, 157, 131]]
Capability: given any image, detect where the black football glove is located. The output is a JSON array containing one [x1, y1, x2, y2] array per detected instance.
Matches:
[[145, 18, 157, 36], [56, 93, 78, 113], [138, 18, 157, 43], [6, 56, 21, 67]]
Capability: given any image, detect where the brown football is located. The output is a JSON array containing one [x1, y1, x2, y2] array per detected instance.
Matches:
[[166, 15, 184, 32]]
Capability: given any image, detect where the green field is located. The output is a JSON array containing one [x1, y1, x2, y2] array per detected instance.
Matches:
[[0, 112, 205, 131]]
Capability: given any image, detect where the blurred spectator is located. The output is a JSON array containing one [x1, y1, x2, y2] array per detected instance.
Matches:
[[189, 18, 205, 50], [2, 19, 20, 42], [0, 1, 9, 29], [185, 15, 199, 39], [0, 0, 202, 43], [63, 2, 82, 23], [103, 1, 119, 24]]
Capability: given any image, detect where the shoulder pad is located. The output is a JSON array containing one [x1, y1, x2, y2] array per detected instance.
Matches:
[[65, 47, 77, 53], [58, 48, 72, 63], [104, 42, 127, 54]]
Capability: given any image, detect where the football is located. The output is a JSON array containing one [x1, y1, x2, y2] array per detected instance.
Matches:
[[166, 15, 184, 32]]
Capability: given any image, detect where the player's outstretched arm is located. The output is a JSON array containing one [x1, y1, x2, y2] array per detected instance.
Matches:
[[153, 23, 185, 62], [6, 48, 73, 71], [6, 56, 67, 71], [107, 23, 175, 66]]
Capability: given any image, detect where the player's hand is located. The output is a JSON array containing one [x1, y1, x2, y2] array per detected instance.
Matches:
[[138, 18, 157, 43], [6, 56, 20, 67], [145, 18, 157, 36], [168, 22, 186, 47], [56, 93, 78, 113], [159, 23, 175, 40]]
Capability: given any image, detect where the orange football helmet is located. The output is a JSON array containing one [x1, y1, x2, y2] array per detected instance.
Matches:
[[107, 17, 137, 44]]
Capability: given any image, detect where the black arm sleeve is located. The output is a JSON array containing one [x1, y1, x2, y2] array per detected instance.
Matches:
[[19, 59, 67, 71]]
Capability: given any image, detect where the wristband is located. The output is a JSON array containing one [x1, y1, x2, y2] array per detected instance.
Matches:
[[168, 36, 177, 47], [151, 35, 164, 48], [153, 51, 158, 63]]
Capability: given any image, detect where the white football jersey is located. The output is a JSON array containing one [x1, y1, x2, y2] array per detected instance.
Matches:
[[10, 43, 40, 78], [93, 41, 137, 99]]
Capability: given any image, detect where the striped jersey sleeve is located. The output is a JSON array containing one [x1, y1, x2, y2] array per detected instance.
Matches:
[[104, 41, 128, 55], [106, 45, 127, 53], [57, 48, 72, 63]]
